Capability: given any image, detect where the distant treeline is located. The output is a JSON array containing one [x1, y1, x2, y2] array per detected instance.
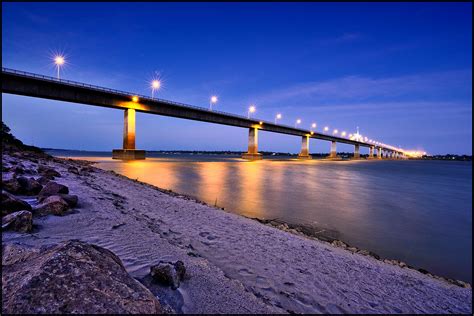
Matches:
[[422, 155, 472, 161]]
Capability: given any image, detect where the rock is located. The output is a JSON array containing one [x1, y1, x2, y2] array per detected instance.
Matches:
[[36, 176, 51, 185], [150, 260, 186, 289], [2, 211, 33, 233], [33, 195, 69, 216], [80, 166, 95, 174], [1, 240, 162, 314], [357, 249, 371, 256], [2, 177, 22, 194], [38, 194, 78, 207], [1, 191, 32, 216], [38, 181, 69, 198], [12, 165, 25, 175], [16, 177, 43, 195], [68, 166, 80, 174], [37, 165, 61, 178], [332, 240, 348, 248]]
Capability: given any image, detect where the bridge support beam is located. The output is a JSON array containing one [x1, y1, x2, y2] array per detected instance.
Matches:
[[368, 146, 375, 159], [297, 135, 312, 159], [112, 109, 146, 160], [353, 144, 360, 159], [328, 141, 338, 159], [242, 127, 262, 160], [377, 147, 382, 159]]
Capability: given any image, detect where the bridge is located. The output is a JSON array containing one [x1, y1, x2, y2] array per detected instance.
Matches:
[[2, 68, 406, 160]]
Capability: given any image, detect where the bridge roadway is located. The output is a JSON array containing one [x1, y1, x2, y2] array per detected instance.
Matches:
[[2, 68, 404, 160]]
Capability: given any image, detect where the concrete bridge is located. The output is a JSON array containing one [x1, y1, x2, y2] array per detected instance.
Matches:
[[2, 68, 407, 160]]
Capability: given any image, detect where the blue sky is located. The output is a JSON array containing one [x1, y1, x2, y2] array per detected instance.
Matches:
[[2, 2, 472, 154]]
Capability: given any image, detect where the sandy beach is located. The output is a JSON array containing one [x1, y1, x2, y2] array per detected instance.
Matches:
[[2, 144, 472, 314]]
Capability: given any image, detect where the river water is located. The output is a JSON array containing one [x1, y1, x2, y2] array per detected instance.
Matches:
[[48, 151, 473, 283]]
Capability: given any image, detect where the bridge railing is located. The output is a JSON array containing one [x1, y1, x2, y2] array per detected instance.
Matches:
[[2, 67, 386, 149], [2, 67, 312, 131]]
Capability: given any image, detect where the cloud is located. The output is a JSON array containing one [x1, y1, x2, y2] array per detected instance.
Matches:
[[253, 69, 472, 106]]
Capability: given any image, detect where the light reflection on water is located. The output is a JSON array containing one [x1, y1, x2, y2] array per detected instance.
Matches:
[[57, 153, 472, 283]]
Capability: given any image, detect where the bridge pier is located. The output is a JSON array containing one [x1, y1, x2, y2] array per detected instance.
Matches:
[[112, 109, 146, 160], [242, 127, 262, 160], [328, 141, 339, 159], [368, 146, 375, 159], [353, 144, 360, 159], [377, 147, 382, 159], [297, 135, 312, 159]]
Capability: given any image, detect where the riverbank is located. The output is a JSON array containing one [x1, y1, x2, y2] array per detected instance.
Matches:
[[2, 144, 472, 313]]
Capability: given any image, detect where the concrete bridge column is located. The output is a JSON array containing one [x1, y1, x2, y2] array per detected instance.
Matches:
[[353, 144, 360, 159], [297, 135, 312, 159], [242, 127, 263, 160], [112, 109, 146, 160], [377, 147, 382, 159], [329, 141, 338, 158], [368, 146, 375, 159]]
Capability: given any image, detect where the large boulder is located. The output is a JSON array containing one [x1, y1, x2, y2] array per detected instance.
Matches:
[[38, 194, 78, 207], [33, 195, 69, 216], [2, 177, 22, 194], [16, 177, 43, 195], [2, 240, 162, 314], [38, 181, 69, 198], [37, 165, 61, 179], [1, 191, 32, 216], [150, 260, 186, 290], [2, 211, 33, 233]]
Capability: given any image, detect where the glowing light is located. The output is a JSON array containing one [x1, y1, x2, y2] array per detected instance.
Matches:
[[150, 79, 162, 99], [341, 131, 346, 137], [295, 119, 301, 128], [54, 55, 65, 66], [324, 126, 329, 132], [152, 80, 161, 89], [209, 95, 218, 110], [275, 113, 282, 124], [311, 123, 317, 129], [53, 55, 66, 79], [333, 129, 338, 134], [259, 121, 263, 125], [132, 96, 139, 103], [248, 105, 256, 118]]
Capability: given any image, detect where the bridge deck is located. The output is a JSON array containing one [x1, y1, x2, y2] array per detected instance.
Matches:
[[1, 68, 399, 152]]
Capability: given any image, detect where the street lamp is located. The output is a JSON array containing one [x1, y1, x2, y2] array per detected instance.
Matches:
[[341, 131, 346, 137], [333, 129, 338, 135], [210, 95, 218, 111], [151, 80, 161, 99], [54, 55, 65, 79], [295, 119, 301, 128], [248, 105, 256, 118], [275, 113, 282, 124], [324, 126, 329, 133], [311, 123, 317, 131]]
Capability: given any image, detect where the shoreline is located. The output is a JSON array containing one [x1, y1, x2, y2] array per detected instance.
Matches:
[[2, 149, 472, 313]]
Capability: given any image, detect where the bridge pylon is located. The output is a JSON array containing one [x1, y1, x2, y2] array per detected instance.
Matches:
[[112, 108, 146, 160]]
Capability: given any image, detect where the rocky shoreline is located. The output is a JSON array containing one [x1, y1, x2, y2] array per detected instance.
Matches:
[[2, 123, 472, 314]]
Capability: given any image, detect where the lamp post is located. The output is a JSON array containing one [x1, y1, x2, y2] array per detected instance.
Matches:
[[151, 80, 161, 99], [210, 95, 218, 111], [54, 55, 65, 79], [275, 113, 282, 124], [248, 105, 256, 118]]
